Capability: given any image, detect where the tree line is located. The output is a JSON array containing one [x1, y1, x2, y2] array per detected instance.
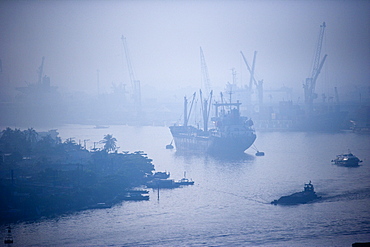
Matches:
[[0, 127, 155, 223]]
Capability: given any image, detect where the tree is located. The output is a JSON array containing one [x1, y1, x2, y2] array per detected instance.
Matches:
[[101, 134, 117, 153], [23, 128, 38, 154], [24, 128, 38, 144], [0, 127, 27, 154]]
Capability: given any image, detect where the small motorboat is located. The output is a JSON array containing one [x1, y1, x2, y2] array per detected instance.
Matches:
[[252, 145, 264, 156], [332, 150, 363, 167], [175, 172, 194, 185], [166, 140, 174, 149], [271, 181, 321, 205], [175, 178, 194, 185]]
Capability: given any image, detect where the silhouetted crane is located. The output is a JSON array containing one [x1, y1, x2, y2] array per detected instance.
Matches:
[[121, 35, 141, 115], [303, 22, 327, 112]]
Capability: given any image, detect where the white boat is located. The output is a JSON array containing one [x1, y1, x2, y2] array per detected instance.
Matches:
[[332, 150, 363, 166]]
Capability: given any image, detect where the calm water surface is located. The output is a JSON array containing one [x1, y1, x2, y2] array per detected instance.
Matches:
[[3, 125, 370, 246]]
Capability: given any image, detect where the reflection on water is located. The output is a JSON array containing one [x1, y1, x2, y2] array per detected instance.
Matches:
[[2, 125, 370, 246], [174, 150, 255, 164]]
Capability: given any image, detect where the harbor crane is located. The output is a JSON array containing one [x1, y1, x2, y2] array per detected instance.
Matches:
[[303, 22, 327, 111], [121, 35, 141, 114], [240, 51, 263, 110], [200, 47, 212, 96], [37, 56, 45, 84]]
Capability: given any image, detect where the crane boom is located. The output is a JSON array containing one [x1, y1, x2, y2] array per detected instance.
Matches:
[[304, 22, 327, 107], [240, 51, 257, 87], [249, 51, 257, 90], [240, 51, 264, 108], [121, 35, 141, 114], [121, 36, 136, 90], [200, 47, 211, 95], [311, 22, 326, 79], [37, 56, 45, 84]]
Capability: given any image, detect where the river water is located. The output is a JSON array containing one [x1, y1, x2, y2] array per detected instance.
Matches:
[[2, 125, 370, 246]]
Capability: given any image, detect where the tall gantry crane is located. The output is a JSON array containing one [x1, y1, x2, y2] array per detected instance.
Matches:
[[303, 22, 327, 110], [121, 35, 141, 114]]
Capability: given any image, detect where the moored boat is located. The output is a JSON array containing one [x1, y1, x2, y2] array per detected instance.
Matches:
[[147, 171, 170, 179], [166, 140, 174, 149], [122, 192, 149, 201], [169, 92, 256, 155], [175, 172, 194, 185], [175, 178, 194, 185], [146, 179, 180, 189]]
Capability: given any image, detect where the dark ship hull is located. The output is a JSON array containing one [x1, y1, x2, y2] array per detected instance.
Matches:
[[271, 191, 320, 205], [271, 182, 320, 205]]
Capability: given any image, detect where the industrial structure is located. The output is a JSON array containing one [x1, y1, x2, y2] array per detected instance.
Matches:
[[303, 22, 327, 115], [121, 35, 142, 118]]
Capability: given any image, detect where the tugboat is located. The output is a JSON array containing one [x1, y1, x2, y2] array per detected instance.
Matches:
[[332, 150, 363, 167], [271, 181, 320, 205], [175, 172, 195, 185]]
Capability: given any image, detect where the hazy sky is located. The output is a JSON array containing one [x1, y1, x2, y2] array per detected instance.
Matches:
[[0, 0, 369, 100]]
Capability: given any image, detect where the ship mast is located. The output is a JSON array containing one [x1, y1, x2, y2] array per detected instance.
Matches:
[[200, 90, 213, 131]]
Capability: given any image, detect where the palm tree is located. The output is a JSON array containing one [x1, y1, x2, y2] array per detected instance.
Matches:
[[24, 128, 38, 143], [23, 128, 38, 155], [101, 134, 117, 153]]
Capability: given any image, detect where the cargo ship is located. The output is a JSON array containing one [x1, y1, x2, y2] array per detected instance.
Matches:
[[169, 92, 256, 155]]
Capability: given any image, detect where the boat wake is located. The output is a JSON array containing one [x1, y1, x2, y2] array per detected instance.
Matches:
[[318, 187, 370, 203], [212, 189, 268, 204]]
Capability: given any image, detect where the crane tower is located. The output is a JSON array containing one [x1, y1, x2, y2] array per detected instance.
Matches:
[[121, 35, 141, 115], [303, 22, 327, 110], [200, 47, 211, 95]]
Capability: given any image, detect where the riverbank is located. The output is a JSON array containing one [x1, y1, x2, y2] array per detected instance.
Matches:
[[0, 128, 155, 224]]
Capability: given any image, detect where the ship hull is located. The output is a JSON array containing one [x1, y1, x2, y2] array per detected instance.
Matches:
[[271, 191, 320, 205], [170, 126, 256, 155]]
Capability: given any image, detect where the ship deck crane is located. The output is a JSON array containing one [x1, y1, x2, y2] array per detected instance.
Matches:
[[304, 22, 327, 110], [121, 35, 141, 114]]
